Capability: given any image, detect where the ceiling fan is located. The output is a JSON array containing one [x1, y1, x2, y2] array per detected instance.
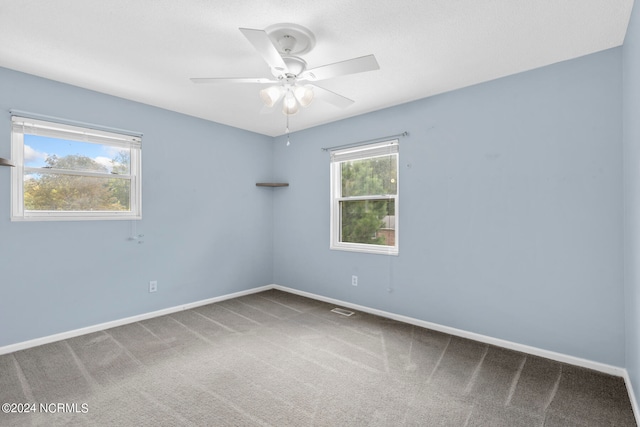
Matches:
[[190, 23, 380, 115]]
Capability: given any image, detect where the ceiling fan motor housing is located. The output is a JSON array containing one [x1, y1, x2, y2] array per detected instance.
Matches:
[[275, 56, 307, 81], [265, 23, 316, 55], [278, 35, 297, 53]]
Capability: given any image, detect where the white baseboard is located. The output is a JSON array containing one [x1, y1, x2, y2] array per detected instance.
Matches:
[[272, 285, 639, 425], [1, 282, 637, 425], [0, 285, 272, 356], [1, 282, 627, 375], [623, 370, 640, 424], [271, 285, 626, 377]]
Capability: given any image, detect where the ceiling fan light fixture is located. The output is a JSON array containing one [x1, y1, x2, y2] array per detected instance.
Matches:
[[259, 86, 284, 107], [294, 85, 314, 107], [282, 92, 300, 115]]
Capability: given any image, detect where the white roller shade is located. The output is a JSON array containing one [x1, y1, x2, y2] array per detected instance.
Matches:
[[11, 116, 141, 149], [330, 140, 398, 163]]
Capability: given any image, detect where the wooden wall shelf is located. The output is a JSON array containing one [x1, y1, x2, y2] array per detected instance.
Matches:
[[256, 183, 289, 187]]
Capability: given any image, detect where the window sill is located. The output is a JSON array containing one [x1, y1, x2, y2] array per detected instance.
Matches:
[[330, 242, 398, 256], [12, 212, 141, 222]]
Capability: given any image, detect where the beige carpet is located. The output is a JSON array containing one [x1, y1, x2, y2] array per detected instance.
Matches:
[[0, 289, 636, 426]]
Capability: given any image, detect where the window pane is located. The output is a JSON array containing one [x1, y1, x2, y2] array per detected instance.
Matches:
[[24, 173, 130, 211], [340, 199, 395, 246], [341, 154, 397, 197], [24, 134, 131, 175]]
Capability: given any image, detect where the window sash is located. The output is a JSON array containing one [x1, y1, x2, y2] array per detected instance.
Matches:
[[337, 194, 396, 202], [338, 197, 397, 246], [330, 140, 399, 255], [24, 166, 133, 179], [11, 116, 142, 221]]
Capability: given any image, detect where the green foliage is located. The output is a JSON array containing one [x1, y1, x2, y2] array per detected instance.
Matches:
[[44, 154, 106, 171], [108, 151, 131, 210], [24, 153, 130, 211], [340, 155, 397, 246], [341, 200, 392, 245], [341, 155, 397, 197]]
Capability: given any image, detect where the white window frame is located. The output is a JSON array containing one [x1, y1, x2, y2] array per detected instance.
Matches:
[[11, 116, 142, 221], [330, 140, 399, 255]]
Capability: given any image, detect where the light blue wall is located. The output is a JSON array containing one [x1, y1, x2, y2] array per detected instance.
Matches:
[[0, 45, 630, 372], [0, 67, 274, 347], [273, 48, 625, 366], [624, 0, 640, 408]]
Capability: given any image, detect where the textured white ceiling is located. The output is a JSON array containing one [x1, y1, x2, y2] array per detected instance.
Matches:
[[0, 0, 633, 136]]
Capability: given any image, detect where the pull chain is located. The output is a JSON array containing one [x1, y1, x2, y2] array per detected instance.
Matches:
[[286, 114, 290, 146]]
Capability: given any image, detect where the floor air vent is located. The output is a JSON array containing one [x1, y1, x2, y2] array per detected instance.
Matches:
[[331, 308, 355, 317]]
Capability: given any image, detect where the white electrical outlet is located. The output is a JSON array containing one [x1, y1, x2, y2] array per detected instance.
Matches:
[[149, 280, 158, 293], [352, 275, 358, 286]]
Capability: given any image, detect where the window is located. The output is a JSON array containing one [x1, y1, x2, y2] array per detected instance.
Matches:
[[11, 116, 142, 221], [330, 140, 399, 255]]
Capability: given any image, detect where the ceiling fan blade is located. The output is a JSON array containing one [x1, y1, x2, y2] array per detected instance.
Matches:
[[239, 27, 289, 73], [301, 55, 379, 81], [190, 77, 277, 84], [311, 84, 355, 109]]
